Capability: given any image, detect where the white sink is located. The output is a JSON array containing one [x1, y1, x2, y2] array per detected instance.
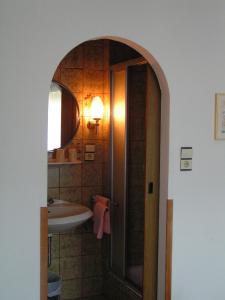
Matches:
[[48, 200, 93, 233]]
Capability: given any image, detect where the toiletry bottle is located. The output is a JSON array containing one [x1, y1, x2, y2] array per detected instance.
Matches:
[[56, 149, 65, 162], [68, 148, 77, 162]]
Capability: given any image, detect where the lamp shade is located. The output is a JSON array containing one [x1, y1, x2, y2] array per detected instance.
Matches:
[[90, 96, 104, 120]]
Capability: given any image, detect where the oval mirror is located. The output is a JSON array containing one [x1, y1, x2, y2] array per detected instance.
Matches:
[[48, 81, 80, 151]]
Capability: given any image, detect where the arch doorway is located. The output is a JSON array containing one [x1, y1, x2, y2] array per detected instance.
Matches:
[[42, 37, 170, 300]]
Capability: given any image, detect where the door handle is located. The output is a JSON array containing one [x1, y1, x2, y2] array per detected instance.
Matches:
[[148, 182, 154, 194]]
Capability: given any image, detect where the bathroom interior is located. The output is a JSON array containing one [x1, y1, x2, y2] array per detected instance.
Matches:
[[47, 38, 161, 300]]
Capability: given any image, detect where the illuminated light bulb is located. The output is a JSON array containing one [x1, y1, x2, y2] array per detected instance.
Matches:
[[90, 96, 104, 120]]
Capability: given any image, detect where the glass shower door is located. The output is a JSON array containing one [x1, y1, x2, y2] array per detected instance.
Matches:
[[110, 61, 160, 300], [126, 65, 146, 290]]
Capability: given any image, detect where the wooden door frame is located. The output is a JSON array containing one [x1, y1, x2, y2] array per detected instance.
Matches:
[[40, 207, 48, 300], [143, 64, 161, 300], [165, 200, 173, 300]]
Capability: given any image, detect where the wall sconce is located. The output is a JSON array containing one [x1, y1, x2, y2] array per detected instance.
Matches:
[[86, 95, 104, 134]]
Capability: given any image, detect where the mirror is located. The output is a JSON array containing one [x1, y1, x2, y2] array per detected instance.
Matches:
[[48, 81, 80, 151]]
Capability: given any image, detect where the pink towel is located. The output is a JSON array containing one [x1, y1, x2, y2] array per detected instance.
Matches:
[[93, 195, 111, 239]]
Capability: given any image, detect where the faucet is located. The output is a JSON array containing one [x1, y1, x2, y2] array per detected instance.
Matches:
[[47, 197, 54, 206]]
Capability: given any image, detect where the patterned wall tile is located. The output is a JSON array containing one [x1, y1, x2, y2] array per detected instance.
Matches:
[[60, 232, 82, 257], [82, 255, 103, 277], [61, 45, 83, 69], [81, 186, 102, 207], [48, 167, 60, 188], [83, 70, 104, 94], [48, 258, 59, 274], [103, 71, 110, 94], [51, 234, 60, 259], [59, 187, 82, 203], [81, 233, 102, 255], [102, 140, 110, 163], [60, 256, 82, 280], [62, 278, 82, 299], [48, 188, 60, 199], [60, 165, 81, 187], [61, 68, 83, 93], [82, 163, 102, 187], [82, 277, 103, 298], [84, 44, 104, 70]]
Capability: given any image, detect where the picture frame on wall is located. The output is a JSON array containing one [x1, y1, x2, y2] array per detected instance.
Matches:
[[215, 93, 225, 140]]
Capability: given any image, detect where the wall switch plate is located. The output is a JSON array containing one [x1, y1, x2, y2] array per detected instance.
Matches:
[[85, 152, 95, 161], [85, 144, 95, 152], [180, 159, 192, 171], [181, 147, 193, 159], [180, 147, 192, 171]]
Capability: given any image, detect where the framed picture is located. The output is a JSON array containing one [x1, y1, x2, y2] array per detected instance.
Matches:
[[215, 93, 225, 140]]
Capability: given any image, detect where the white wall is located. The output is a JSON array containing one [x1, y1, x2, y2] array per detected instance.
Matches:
[[0, 1, 225, 299]]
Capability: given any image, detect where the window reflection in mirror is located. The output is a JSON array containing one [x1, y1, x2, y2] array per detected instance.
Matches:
[[47, 81, 80, 151], [48, 82, 62, 150]]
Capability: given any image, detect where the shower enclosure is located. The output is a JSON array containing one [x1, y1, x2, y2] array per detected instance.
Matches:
[[109, 58, 161, 300]]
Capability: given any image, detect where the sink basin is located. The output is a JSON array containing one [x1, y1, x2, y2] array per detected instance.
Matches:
[[48, 200, 93, 233]]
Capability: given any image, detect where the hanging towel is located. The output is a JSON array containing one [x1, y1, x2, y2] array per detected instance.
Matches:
[[93, 195, 111, 239]]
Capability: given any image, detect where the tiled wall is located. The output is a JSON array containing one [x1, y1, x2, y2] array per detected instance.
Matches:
[[48, 40, 110, 300]]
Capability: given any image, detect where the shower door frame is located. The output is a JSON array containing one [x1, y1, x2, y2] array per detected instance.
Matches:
[[110, 66, 127, 278], [110, 57, 160, 299]]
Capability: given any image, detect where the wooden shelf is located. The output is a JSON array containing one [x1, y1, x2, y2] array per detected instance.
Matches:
[[48, 160, 82, 166]]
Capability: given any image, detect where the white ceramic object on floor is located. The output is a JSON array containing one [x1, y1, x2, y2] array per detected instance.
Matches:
[[48, 200, 93, 233]]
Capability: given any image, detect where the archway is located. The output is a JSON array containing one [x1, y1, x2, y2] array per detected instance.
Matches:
[[45, 36, 170, 300]]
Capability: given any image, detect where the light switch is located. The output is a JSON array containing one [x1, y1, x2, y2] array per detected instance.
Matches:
[[85, 152, 95, 161], [181, 147, 193, 159], [180, 159, 192, 171], [85, 144, 95, 152], [180, 147, 192, 171]]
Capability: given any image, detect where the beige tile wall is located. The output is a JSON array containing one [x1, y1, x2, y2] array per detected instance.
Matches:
[[48, 40, 110, 300]]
